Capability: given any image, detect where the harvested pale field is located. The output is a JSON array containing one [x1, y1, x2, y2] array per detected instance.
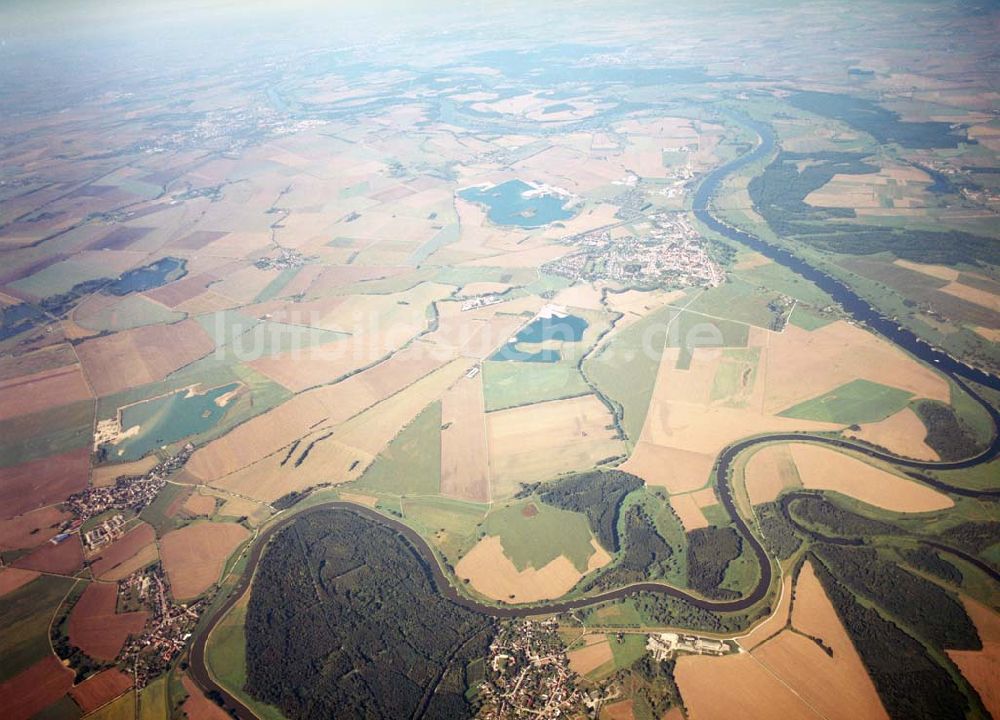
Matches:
[[947, 597, 1000, 720], [69, 668, 133, 714], [209, 266, 282, 304], [440, 373, 490, 502], [568, 635, 614, 675], [0, 448, 90, 520], [845, 407, 939, 461], [740, 573, 793, 650], [215, 495, 271, 525], [68, 582, 148, 662], [76, 319, 215, 396], [662, 709, 684, 720], [461, 244, 574, 268], [553, 283, 606, 310], [186, 345, 453, 483], [182, 492, 217, 516], [631, 402, 836, 493], [754, 632, 888, 720], [455, 535, 584, 603], [181, 675, 231, 720], [894, 259, 960, 281], [338, 492, 379, 507], [100, 543, 158, 582], [744, 444, 801, 505], [670, 493, 709, 531], [0, 655, 74, 720], [622, 444, 714, 494], [248, 332, 397, 392], [459, 281, 513, 296], [212, 359, 469, 502], [486, 395, 625, 498], [89, 523, 156, 579], [940, 281, 1000, 313], [676, 652, 822, 720], [789, 443, 952, 512], [0, 364, 92, 423], [92, 456, 159, 487], [0, 568, 40, 598], [974, 326, 1000, 342], [762, 321, 949, 413], [604, 288, 684, 319], [14, 536, 83, 575], [160, 522, 249, 600], [0, 507, 72, 550], [759, 561, 890, 720], [424, 305, 526, 360]]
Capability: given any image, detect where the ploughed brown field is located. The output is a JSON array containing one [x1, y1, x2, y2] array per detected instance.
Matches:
[[67, 582, 149, 662], [0, 655, 74, 720], [68, 667, 133, 714]]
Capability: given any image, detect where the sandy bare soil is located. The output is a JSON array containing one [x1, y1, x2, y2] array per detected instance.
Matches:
[[456, 535, 586, 603], [743, 443, 800, 505], [567, 634, 614, 676], [159, 522, 249, 600], [486, 394, 625, 498], [845, 407, 939, 461], [68, 582, 148, 662], [789, 443, 952, 512], [947, 597, 1000, 720], [440, 373, 491, 502], [0, 364, 92, 423]]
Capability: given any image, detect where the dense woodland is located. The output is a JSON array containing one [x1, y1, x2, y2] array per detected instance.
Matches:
[[245, 511, 493, 720], [686, 526, 742, 600], [813, 544, 980, 651], [785, 494, 903, 538], [787, 91, 967, 149], [755, 501, 802, 561], [899, 546, 964, 586], [912, 400, 984, 460], [539, 469, 643, 552], [811, 558, 971, 720], [583, 504, 677, 591], [748, 151, 999, 265]]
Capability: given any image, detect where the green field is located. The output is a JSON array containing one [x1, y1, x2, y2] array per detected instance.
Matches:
[[667, 309, 749, 351], [86, 691, 135, 720], [254, 266, 302, 303], [685, 278, 790, 330], [0, 399, 94, 468], [736, 260, 836, 307], [609, 633, 648, 669], [482, 500, 596, 573], [788, 303, 837, 330], [709, 348, 761, 406], [585, 304, 674, 444], [0, 575, 75, 683], [354, 402, 441, 496], [400, 496, 488, 562], [78, 294, 184, 333], [204, 597, 289, 720], [140, 483, 190, 535], [138, 676, 167, 720], [778, 378, 914, 424], [481, 361, 590, 411]]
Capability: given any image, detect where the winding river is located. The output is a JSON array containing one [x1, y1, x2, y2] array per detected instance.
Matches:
[[188, 115, 1000, 719]]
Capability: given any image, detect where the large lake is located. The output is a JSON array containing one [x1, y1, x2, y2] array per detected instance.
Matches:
[[459, 180, 576, 228], [491, 313, 588, 363], [111, 382, 240, 461]]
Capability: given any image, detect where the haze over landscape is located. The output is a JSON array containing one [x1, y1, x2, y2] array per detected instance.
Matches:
[[0, 1, 998, 719]]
